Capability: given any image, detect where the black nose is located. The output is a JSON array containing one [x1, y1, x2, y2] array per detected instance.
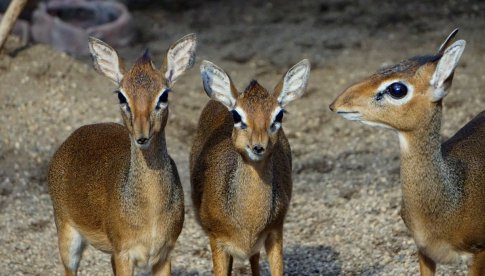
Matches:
[[252, 145, 265, 155], [137, 138, 148, 145]]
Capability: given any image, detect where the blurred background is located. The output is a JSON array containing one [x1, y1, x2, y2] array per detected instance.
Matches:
[[2, 0, 484, 66], [0, 0, 484, 275]]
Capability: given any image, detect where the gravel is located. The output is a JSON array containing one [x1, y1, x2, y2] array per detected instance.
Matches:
[[1, 1, 484, 275]]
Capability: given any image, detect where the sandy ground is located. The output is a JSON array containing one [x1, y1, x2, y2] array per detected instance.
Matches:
[[1, 0, 484, 275]]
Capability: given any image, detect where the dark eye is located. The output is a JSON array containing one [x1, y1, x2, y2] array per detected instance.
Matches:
[[232, 110, 241, 124], [231, 110, 247, 129], [159, 91, 168, 103], [386, 82, 408, 99], [117, 91, 127, 104], [274, 110, 284, 123], [116, 91, 130, 112], [270, 110, 284, 132], [155, 90, 169, 110]]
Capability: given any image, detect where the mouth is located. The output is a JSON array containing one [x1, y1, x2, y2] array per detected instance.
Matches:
[[336, 111, 392, 129], [134, 135, 153, 149], [336, 111, 362, 121], [245, 147, 264, 162]]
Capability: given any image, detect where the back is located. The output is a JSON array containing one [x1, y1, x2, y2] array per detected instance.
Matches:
[[442, 110, 485, 201], [443, 111, 485, 163]]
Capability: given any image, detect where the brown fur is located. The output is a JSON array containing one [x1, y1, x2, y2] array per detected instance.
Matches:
[[190, 82, 293, 275], [48, 48, 185, 275], [330, 35, 485, 274]]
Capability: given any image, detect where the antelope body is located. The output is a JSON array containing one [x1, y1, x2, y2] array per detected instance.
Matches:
[[190, 60, 310, 275], [330, 29, 485, 275], [48, 34, 197, 275]]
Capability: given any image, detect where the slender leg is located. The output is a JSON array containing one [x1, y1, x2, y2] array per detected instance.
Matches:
[[265, 230, 284, 276], [111, 255, 116, 275], [418, 251, 436, 276], [209, 238, 232, 276], [249, 253, 260, 276], [152, 257, 171, 276], [470, 251, 485, 276], [57, 223, 86, 276], [228, 256, 233, 276], [112, 252, 134, 276]]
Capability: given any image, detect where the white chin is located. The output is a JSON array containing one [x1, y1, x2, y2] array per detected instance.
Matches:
[[360, 120, 393, 129], [245, 148, 264, 162], [134, 140, 151, 150], [339, 113, 362, 121], [338, 112, 393, 130]]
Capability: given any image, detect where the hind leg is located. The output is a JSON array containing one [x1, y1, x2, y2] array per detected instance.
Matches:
[[56, 223, 86, 276], [470, 251, 485, 276]]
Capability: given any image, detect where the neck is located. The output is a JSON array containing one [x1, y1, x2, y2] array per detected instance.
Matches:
[[398, 105, 462, 215], [124, 131, 169, 199], [119, 130, 172, 222], [130, 131, 169, 171], [242, 153, 274, 178]]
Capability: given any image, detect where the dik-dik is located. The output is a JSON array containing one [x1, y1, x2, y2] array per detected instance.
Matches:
[[190, 60, 310, 275], [48, 34, 197, 275], [330, 29, 485, 275]]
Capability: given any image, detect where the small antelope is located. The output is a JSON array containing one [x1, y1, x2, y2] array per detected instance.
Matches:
[[190, 60, 310, 275], [48, 34, 197, 275], [330, 29, 485, 275]]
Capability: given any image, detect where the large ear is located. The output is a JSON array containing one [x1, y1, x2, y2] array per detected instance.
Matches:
[[163, 33, 197, 87], [274, 59, 311, 106], [88, 37, 125, 85], [429, 40, 466, 102], [200, 60, 238, 109]]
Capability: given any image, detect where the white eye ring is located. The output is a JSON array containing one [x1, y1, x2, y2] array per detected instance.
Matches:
[[232, 107, 248, 129], [155, 89, 170, 111], [270, 122, 281, 133], [269, 107, 284, 132], [117, 89, 131, 112]]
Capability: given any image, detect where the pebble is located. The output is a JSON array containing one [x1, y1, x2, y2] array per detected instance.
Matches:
[[1, 6, 484, 275]]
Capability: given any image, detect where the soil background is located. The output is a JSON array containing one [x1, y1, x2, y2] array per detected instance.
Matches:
[[1, 0, 484, 275]]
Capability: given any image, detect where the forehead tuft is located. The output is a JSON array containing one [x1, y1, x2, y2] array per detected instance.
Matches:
[[376, 54, 441, 77], [136, 48, 152, 66], [122, 50, 163, 94], [239, 80, 278, 115], [243, 80, 273, 102]]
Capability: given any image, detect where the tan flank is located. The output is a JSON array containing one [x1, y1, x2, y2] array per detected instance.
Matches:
[[330, 29, 485, 275], [48, 34, 197, 275], [190, 60, 310, 275]]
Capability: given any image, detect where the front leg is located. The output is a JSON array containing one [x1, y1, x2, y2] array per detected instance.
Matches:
[[418, 250, 436, 276], [152, 257, 171, 276], [265, 229, 283, 276], [112, 252, 135, 276], [470, 251, 485, 276], [249, 253, 260, 276], [209, 237, 233, 276]]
